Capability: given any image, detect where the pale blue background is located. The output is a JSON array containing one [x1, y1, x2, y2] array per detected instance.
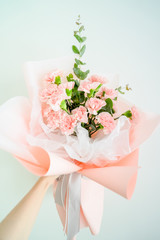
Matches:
[[0, 0, 160, 239]]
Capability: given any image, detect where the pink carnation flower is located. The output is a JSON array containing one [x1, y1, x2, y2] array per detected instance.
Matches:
[[40, 85, 56, 103], [43, 105, 52, 118], [88, 74, 108, 84], [79, 81, 101, 94], [40, 84, 69, 111], [85, 98, 106, 115], [45, 69, 63, 83], [96, 112, 116, 134], [45, 109, 64, 131], [60, 114, 77, 135], [96, 86, 118, 100], [72, 106, 88, 123]]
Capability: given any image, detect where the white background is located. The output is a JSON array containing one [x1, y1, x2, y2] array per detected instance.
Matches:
[[0, 0, 160, 239]]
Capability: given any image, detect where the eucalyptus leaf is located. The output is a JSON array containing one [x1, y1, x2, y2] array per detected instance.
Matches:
[[74, 34, 83, 43], [81, 37, 87, 42], [72, 45, 80, 54], [80, 45, 86, 57], [115, 86, 125, 94], [75, 58, 86, 65], [79, 25, 84, 32], [73, 67, 89, 80]]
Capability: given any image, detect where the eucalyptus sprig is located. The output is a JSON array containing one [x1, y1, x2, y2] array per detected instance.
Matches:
[[72, 15, 90, 80], [115, 84, 132, 94]]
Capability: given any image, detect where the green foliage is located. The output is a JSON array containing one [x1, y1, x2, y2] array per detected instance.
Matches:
[[115, 84, 132, 94], [66, 89, 72, 97], [122, 110, 132, 118], [98, 98, 114, 115], [60, 100, 67, 111], [81, 114, 105, 137], [55, 76, 61, 85], [74, 35, 87, 43], [72, 45, 79, 54], [79, 25, 84, 32], [115, 86, 125, 94], [67, 73, 74, 81], [45, 15, 134, 139], [87, 84, 102, 98], [73, 67, 90, 80], [75, 58, 86, 66], [71, 15, 89, 81], [79, 45, 86, 57]]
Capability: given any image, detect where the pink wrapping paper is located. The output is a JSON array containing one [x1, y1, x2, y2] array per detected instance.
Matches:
[[0, 56, 160, 236]]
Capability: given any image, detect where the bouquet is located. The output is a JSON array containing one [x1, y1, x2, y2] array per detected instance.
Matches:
[[0, 15, 160, 240]]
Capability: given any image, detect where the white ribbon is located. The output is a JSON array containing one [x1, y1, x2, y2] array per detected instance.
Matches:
[[55, 173, 81, 240]]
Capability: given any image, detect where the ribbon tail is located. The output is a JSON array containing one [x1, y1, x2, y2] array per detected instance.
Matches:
[[67, 172, 81, 240], [55, 173, 81, 240]]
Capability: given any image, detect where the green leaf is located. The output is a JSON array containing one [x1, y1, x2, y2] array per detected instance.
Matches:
[[97, 98, 113, 114], [55, 76, 61, 85], [69, 73, 73, 78], [81, 122, 85, 128], [99, 124, 104, 129], [112, 108, 115, 114], [87, 89, 95, 98], [81, 37, 87, 42], [75, 79, 80, 88], [115, 86, 125, 94], [72, 45, 80, 54], [73, 67, 81, 78], [66, 89, 72, 97], [74, 63, 78, 68], [102, 91, 105, 97], [75, 58, 86, 66], [79, 25, 84, 32], [122, 110, 132, 118], [73, 67, 89, 80], [67, 73, 74, 82], [105, 98, 113, 109], [79, 91, 85, 103], [95, 84, 102, 92], [74, 34, 83, 43], [79, 45, 86, 57], [60, 100, 67, 111]]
